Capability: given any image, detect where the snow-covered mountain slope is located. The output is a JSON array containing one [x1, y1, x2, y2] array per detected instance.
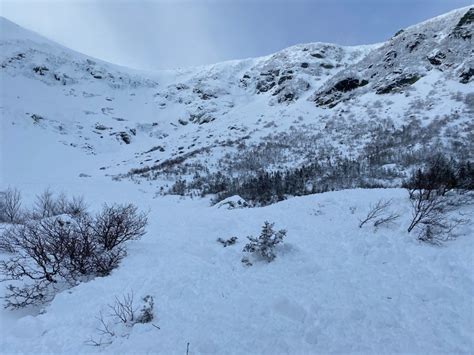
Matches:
[[312, 7, 474, 107], [1, 8, 473, 355], [2, 7, 471, 195]]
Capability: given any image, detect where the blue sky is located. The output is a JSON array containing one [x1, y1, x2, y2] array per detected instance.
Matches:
[[1, 0, 472, 70]]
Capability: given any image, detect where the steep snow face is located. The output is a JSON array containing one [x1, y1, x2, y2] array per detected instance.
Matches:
[[0, 16, 55, 44], [0, 17, 158, 88], [0, 15, 372, 186]]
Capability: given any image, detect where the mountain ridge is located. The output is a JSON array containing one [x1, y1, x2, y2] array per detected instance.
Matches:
[[2, 4, 471, 73]]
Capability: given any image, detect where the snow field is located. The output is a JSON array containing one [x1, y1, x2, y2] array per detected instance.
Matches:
[[1, 186, 472, 354]]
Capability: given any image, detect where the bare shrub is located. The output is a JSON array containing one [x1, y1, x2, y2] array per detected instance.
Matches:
[[373, 213, 400, 227], [109, 292, 155, 326], [0, 216, 89, 307], [358, 199, 399, 228], [415, 214, 468, 245], [407, 188, 469, 244], [92, 247, 127, 277], [86, 293, 156, 347], [93, 204, 148, 251], [0, 198, 148, 309], [0, 227, 19, 253], [407, 188, 445, 233], [66, 196, 89, 217], [33, 189, 58, 218], [3, 281, 51, 309], [32, 189, 88, 219], [0, 188, 23, 223], [85, 311, 115, 347], [110, 292, 137, 325]]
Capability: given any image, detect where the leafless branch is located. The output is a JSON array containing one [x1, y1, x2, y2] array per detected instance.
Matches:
[[358, 199, 396, 228]]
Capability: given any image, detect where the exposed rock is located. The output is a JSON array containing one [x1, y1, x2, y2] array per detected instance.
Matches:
[[256, 78, 276, 93], [406, 33, 427, 52], [376, 74, 421, 94], [393, 29, 404, 38], [189, 111, 216, 124], [320, 63, 335, 69], [31, 113, 45, 123], [459, 67, 474, 84], [313, 78, 369, 107], [116, 131, 131, 144], [33, 65, 49, 75], [144, 146, 165, 154], [278, 75, 292, 85], [383, 50, 398, 68], [450, 7, 473, 39], [175, 83, 189, 90], [333, 78, 369, 93], [428, 52, 446, 65], [94, 124, 109, 130], [193, 87, 217, 100]]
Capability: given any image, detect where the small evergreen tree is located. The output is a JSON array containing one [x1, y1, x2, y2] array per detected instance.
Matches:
[[242, 221, 286, 263]]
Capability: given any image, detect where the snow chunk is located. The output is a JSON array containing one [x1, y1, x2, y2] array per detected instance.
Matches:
[[215, 195, 249, 209]]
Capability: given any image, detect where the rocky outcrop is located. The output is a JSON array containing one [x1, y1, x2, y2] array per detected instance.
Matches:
[[311, 7, 473, 107], [376, 74, 420, 94]]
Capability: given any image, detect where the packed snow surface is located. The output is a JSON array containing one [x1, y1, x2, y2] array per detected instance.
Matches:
[[0, 181, 473, 354]]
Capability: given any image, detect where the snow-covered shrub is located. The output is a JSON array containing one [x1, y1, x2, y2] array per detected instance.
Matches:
[[0, 197, 148, 309], [217, 236, 238, 247], [242, 221, 286, 264], [136, 295, 155, 324]]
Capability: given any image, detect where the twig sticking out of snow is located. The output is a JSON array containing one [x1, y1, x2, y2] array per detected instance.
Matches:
[[358, 199, 399, 228]]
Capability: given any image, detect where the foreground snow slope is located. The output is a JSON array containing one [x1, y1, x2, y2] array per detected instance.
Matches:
[[0, 185, 472, 354]]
